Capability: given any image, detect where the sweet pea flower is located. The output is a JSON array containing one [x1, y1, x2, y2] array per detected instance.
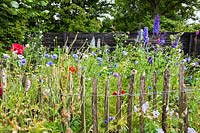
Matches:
[[10, 43, 24, 55]]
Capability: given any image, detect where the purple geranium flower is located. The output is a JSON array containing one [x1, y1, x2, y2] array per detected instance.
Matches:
[[172, 36, 179, 48], [186, 57, 191, 63]]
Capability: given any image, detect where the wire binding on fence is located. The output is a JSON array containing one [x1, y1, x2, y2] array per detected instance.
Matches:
[[59, 88, 200, 97]]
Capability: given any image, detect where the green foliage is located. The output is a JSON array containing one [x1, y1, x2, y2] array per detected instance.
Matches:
[[113, 0, 200, 31], [0, 0, 111, 49]]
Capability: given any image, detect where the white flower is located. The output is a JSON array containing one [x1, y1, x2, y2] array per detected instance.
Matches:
[[157, 128, 164, 133], [17, 55, 25, 59], [191, 63, 196, 66], [43, 89, 50, 96], [152, 110, 160, 118], [25, 79, 31, 92], [169, 110, 174, 117], [53, 13, 60, 20], [134, 106, 138, 112], [142, 101, 149, 113], [188, 127, 197, 133], [25, 44, 30, 48]]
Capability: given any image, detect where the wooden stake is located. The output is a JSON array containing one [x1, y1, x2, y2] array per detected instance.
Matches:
[[127, 72, 135, 133], [162, 69, 170, 133], [178, 64, 188, 133], [80, 73, 86, 133], [116, 74, 122, 132], [140, 72, 146, 133], [92, 78, 98, 133], [104, 79, 110, 132], [153, 71, 157, 111]]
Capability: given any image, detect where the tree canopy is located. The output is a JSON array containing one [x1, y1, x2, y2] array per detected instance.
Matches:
[[0, 0, 199, 46], [113, 0, 200, 31]]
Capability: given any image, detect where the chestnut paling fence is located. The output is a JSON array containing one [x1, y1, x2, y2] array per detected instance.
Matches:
[[55, 64, 191, 132], [0, 64, 199, 133]]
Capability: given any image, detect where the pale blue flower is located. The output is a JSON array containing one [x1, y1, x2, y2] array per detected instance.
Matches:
[[51, 54, 58, 59]]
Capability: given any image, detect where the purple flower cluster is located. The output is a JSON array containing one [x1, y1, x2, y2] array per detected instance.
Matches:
[[153, 15, 160, 35], [148, 57, 153, 64], [104, 116, 115, 124], [172, 36, 179, 48]]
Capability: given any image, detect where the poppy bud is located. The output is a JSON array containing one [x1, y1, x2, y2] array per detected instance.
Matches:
[[112, 91, 117, 96]]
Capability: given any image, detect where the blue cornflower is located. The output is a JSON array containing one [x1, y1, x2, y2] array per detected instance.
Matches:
[[148, 86, 152, 90], [46, 61, 54, 67], [20, 59, 26, 66], [104, 120, 108, 124], [148, 57, 153, 64], [134, 61, 138, 65], [175, 62, 179, 66], [92, 52, 97, 57], [122, 51, 128, 56], [39, 77, 43, 83], [3, 54, 10, 59], [114, 63, 118, 68], [72, 54, 78, 59], [153, 15, 160, 35], [51, 54, 58, 59], [44, 53, 50, 58], [109, 116, 115, 121], [172, 36, 179, 48], [97, 57, 103, 62], [143, 27, 149, 46], [97, 57, 103, 65]]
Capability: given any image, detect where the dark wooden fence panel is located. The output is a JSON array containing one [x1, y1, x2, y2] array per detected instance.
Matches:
[[42, 32, 200, 55]]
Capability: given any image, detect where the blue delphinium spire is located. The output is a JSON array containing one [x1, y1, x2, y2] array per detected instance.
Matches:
[[143, 27, 149, 46], [153, 15, 160, 35]]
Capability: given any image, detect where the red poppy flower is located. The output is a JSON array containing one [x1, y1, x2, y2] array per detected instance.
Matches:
[[121, 89, 126, 95], [10, 43, 24, 55], [112, 91, 118, 96], [69, 66, 76, 73], [0, 83, 3, 98]]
